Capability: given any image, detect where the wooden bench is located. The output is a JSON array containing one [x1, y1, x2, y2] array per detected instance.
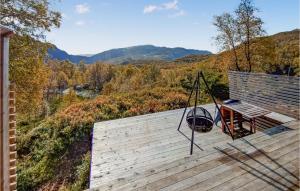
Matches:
[[221, 71, 300, 136]]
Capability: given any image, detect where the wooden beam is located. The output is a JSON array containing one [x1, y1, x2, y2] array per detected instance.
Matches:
[[0, 28, 3, 191], [0, 26, 15, 191]]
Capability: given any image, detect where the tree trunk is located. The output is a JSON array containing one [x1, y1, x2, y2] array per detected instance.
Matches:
[[232, 47, 241, 71]]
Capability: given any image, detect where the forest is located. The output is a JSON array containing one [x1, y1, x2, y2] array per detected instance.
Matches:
[[1, 0, 299, 190]]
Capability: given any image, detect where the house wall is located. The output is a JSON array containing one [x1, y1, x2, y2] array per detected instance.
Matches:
[[0, 29, 16, 191], [0, 29, 3, 191]]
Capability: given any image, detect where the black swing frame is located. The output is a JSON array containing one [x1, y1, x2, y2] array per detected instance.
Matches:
[[177, 71, 234, 155]]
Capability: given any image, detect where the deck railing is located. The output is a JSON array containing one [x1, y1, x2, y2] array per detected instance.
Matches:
[[228, 71, 300, 119]]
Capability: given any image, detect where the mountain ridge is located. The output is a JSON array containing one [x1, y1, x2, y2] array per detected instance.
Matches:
[[48, 44, 212, 64]]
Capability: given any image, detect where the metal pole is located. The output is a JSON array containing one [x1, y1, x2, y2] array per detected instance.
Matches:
[[190, 72, 200, 155], [199, 71, 234, 140], [177, 75, 197, 131]]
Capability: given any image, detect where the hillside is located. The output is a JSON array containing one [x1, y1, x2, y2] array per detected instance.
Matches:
[[195, 29, 300, 75], [48, 45, 212, 64]]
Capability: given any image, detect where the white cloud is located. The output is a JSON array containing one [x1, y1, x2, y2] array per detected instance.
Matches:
[[163, 0, 178, 10], [143, 0, 182, 14], [169, 10, 186, 18], [75, 20, 85, 26], [75, 4, 90, 14], [143, 5, 160, 14], [61, 13, 68, 19]]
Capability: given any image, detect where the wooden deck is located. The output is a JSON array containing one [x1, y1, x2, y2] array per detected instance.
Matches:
[[89, 103, 300, 191]]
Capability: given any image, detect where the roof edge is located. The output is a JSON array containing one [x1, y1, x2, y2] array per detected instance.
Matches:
[[0, 25, 14, 37]]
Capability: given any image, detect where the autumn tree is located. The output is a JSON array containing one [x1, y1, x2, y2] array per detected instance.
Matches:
[[275, 44, 299, 75], [214, 0, 264, 72], [73, 61, 88, 86], [59, 60, 75, 79], [252, 37, 277, 73], [78, 60, 87, 73], [71, 69, 85, 87], [45, 67, 57, 100], [213, 13, 241, 71], [57, 71, 69, 93], [235, 0, 264, 72], [0, 0, 61, 38], [0, 0, 61, 118], [87, 63, 113, 91], [9, 37, 50, 118], [144, 64, 161, 84]]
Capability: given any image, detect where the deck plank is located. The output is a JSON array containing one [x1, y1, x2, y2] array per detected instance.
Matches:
[[96, 131, 296, 191], [131, 134, 299, 191], [208, 151, 299, 191], [90, 104, 300, 191], [179, 141, 299, 191]]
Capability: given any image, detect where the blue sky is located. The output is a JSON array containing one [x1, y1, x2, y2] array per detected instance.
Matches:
[[47, 0, 299, 55]]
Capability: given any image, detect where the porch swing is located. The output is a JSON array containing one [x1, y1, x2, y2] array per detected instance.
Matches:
[[177, 71, 234, 155]]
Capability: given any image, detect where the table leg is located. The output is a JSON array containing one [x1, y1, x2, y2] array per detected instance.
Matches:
[[230, 110, 234, 135], [221, 106, 225, 132]]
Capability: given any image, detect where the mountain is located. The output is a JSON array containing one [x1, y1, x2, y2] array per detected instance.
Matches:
[[47, 48, 87, 63], [78, 54, 94, 57], [47, 45, 211, 64]]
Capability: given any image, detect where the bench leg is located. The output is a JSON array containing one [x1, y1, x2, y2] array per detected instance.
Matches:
[[250, 118, 256, 134], [253, 118, 256, 133], [238, 113, 243, 128]]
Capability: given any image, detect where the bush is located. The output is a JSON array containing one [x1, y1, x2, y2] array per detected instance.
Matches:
[[17, 87, 189, 190]]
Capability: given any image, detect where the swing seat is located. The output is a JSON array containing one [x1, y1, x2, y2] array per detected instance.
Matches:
[[186, 107, 213, 132]]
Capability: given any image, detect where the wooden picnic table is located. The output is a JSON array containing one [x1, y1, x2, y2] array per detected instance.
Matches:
[[221, 101, 271, 135]]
